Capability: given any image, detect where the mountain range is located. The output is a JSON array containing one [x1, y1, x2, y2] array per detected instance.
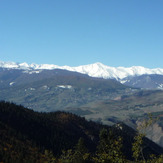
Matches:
[[1, 60, 163, 89], [1, 60, 163, 79]]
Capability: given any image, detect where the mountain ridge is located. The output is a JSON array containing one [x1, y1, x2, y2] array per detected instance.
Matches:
[[1, 60, 163, 80]]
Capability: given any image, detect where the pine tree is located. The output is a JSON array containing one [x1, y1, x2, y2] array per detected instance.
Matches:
[[93, 128, 124, 163], [60, 137, 90, 163]]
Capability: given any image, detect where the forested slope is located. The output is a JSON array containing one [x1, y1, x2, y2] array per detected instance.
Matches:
[[0, 101, 163, 162]]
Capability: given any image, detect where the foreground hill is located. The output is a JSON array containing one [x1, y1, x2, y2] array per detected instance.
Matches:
[[0, 101, 163, 162]]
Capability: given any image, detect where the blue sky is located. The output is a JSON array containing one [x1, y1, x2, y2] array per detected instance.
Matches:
[[0, 0, 163, 68]]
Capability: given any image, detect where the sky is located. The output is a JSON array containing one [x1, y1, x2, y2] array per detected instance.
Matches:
[[0, 0, 163, 68]]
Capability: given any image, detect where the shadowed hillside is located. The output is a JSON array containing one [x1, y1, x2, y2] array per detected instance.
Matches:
[[0, 101, 163, 162]]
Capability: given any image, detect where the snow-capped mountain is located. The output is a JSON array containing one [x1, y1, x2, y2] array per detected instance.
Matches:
[[1, 60, 163, 80]]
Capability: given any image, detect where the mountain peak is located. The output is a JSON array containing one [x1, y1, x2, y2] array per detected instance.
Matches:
[[92, 62, 106, 66], [1, 60, 163, 80]]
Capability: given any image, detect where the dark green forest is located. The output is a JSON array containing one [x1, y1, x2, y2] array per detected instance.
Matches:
[[0, 101, 163, 163]]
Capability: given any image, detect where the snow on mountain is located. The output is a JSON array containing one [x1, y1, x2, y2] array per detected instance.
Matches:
[[57, 85, 73, 89], [1, 60, 163, 80]]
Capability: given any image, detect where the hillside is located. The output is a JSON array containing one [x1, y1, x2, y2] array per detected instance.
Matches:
[[70, 89, 163, 147], [0, 68, 130, 112], [121, 74, 163, 89], [0, 101, 102, 162], [0, 101, 163, 162]]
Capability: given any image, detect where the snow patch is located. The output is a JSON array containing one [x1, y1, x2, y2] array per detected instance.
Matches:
[[120, 80, 129, 84], [23, 70, 41, 74], [30, 88, 35, 91], [28, 70, 41, 74], [42, 85, 49, 90], [24, 88, 35, 91], [158, 84, 163, 89], [9, 82, 15, 86], [57, 85, 72, 89]]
